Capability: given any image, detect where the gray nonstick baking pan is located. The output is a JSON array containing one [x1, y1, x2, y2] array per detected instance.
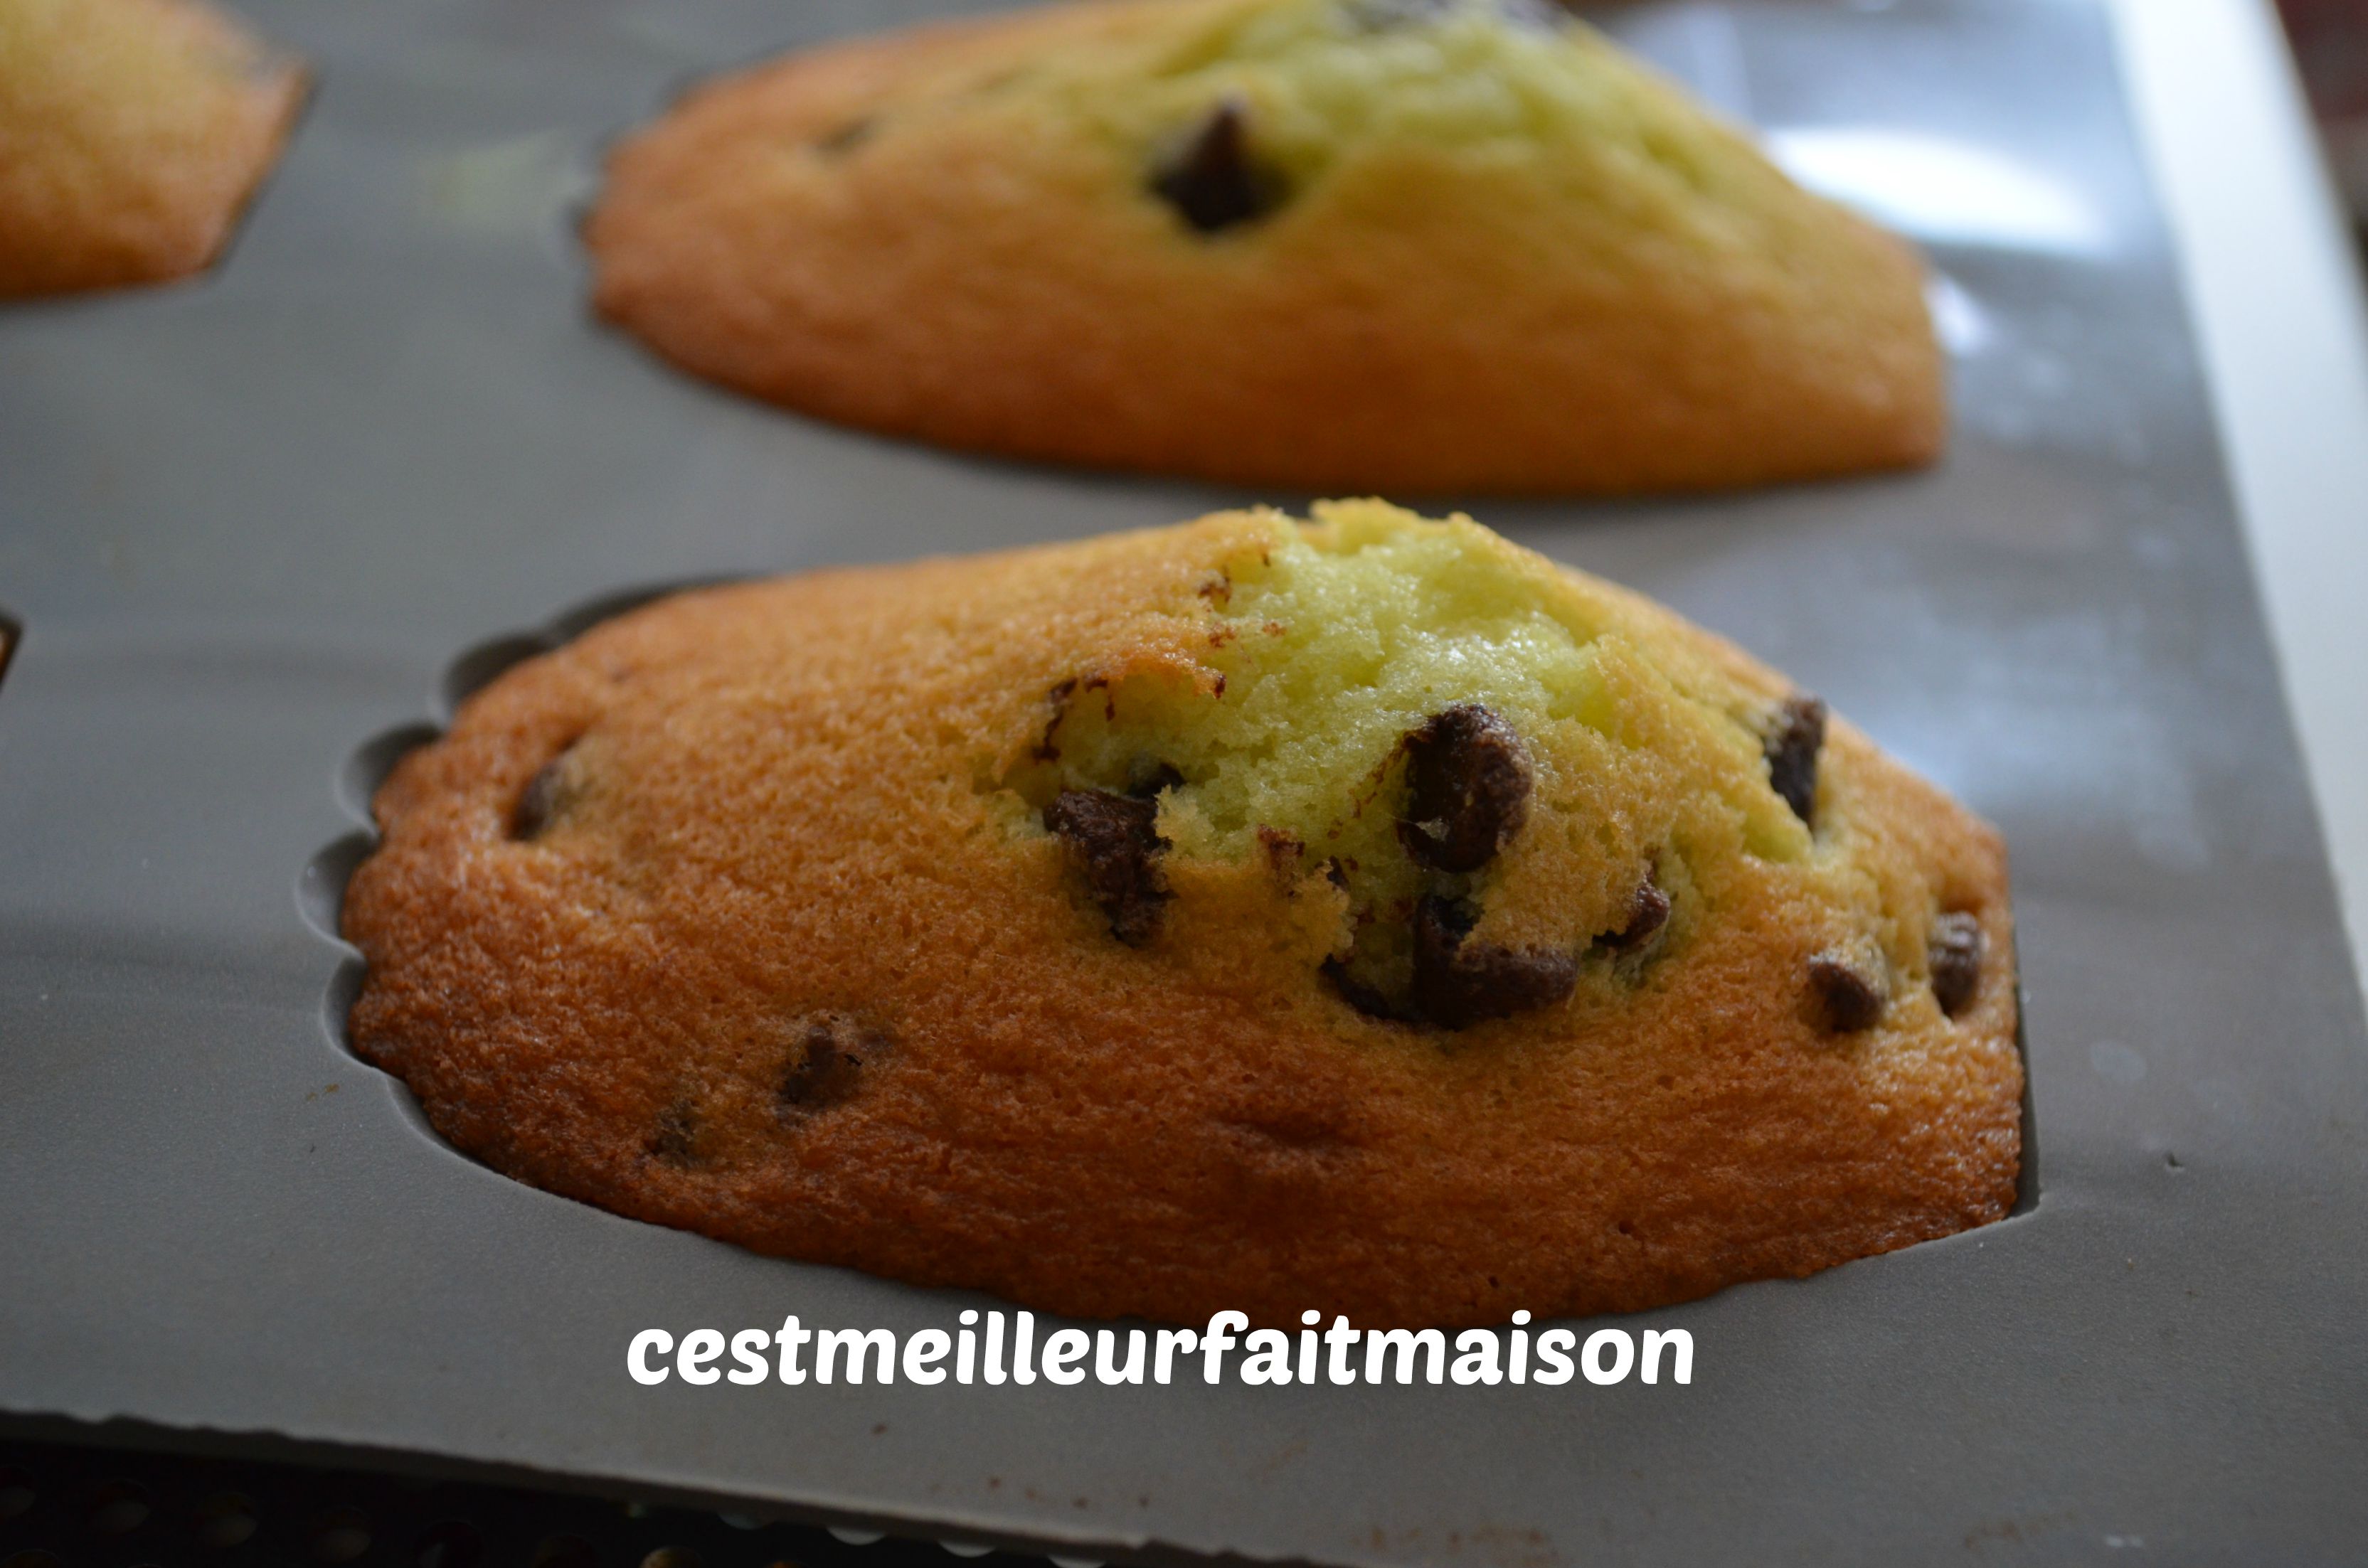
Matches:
[[4, 0, 2366, 1564]]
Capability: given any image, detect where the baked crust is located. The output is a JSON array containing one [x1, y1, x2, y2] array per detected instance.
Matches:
[[585, 0, 1945, 496], [0, 0, 305, 299], [344, 506, 2020, 1327]]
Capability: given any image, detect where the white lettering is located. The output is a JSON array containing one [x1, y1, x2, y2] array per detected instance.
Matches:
[[1640, 1329, 1692, 1385], [814, 1328, 896, 1385], [904, 1328, 952, 1385], [727, 1328, 770, 1385], [1533, 1328, 1576, 1386], [1582, 1329, 1635, 1386], [1154, 1328, 1199, 1385], [677, 1328, 723, 1386], [1366, 1328, 1447, 1385], [1451, 1329, 1502, 1387], [627, 1329, 671, 1385], [775, 1315, 809, 1385], [1202, 1311, 1246, 1385], [1095, 1328, 1146, 1385], [1041, 1328, 1090, 1385], [1323, 1315, 1360, 1385]]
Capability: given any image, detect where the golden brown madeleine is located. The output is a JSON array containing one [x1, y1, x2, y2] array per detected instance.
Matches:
[[344, 504, 2019, 1327], [0, 0, 305, 299], [586, 0, 1944, 495]]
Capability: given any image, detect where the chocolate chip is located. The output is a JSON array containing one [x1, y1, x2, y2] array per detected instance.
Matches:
[[780, 1013, 885, 1114], [1806, 948, 1887, 1033], [1127, 759, 1185, 799], [1928, 912, 1985, 1017], [647, 1099, 697, 1165], [815, 117, 874, 154], [1411, 896, 1577, 1029], [510, 755, 570, 840], [1322, 956, 1413, 1023], [1763, 695, 1827, 826], [1044, 788, 1172, 946], [1398, 704, 1533, 873], [1152, 98, 1284, 234], [1601, 875, 1671, 954]]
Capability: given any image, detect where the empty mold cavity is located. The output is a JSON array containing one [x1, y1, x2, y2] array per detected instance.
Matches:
[[308, 1506, 373, 1564], [78, 1478, 148, 1536], [193, 1493, 260, 1549]]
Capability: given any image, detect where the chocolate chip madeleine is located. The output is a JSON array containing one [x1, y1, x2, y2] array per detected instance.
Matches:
[[584, 0, 1944, 496], [343, 502, 2019, 1326], [0, 0, 304, 299]]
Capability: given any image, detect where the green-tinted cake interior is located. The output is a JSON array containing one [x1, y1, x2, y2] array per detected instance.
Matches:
[[1003, 503, 1812, 1004], [1114, 0, 1752, 186]]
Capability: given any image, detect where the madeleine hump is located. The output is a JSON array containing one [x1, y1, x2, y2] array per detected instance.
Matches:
[[0, 0, 305, 298], [585, 0, 1944, 495]]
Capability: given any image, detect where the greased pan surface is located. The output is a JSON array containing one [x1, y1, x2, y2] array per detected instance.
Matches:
[[2, 1, 2364, 1564]]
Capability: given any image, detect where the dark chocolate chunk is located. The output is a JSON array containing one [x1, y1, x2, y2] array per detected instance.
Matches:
[[1322, 956, 1413, 1023], [1410, 895, 1577, 1029], [815, 117, 874, 154], [1806, 948, 1887, 1033], [1044, 788, 1172, 946], [1601, 875, 1672, 954], [1152, 99, 1283, 234], [1127, 758, 1186, 799], [1398, 704, 1533, 873], [1928, 912, 1986, 1017], [1763, 694, 1827, 826], [510, 756, 570, 841], [780, 1013, 886, 1115], [647, 1099, 697, 1165]]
